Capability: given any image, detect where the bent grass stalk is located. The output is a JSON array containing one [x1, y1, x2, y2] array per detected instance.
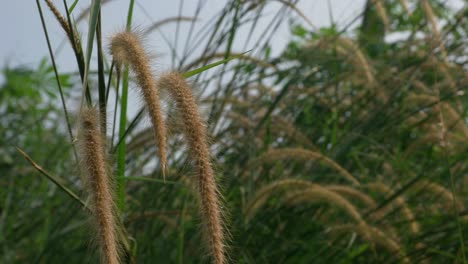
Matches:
[[326, 185, 377, 209], [246, 148, 360, 185], [283, 187, 366, 226], [409, 180, 465, 212], [110, 31, 167, 178], [157, 72, 225, 264], [79, 107, 120, 264], [326, 185, 401, 239], [366, 182, 420, 234], [329, 224, 410, 264], [245, 179, 316, 220]]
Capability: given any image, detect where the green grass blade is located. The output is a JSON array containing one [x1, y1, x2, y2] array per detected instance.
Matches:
[[113, 107, 143, 153], [183, 51, 249, 78], [63, 0, 91, 104], [116, 68, 129, 211], [68, 0, 79, 13], [116, 0, 135, 212], [96, 14, 107, 136], [125, 0, 135, 31], [16, 147, 87, 209], [225, 0, 241, 59], [125, 176, 182, 186], [36, 0, 78, 163], [17, 147, 133, 258], [80, 0, 101, 106]]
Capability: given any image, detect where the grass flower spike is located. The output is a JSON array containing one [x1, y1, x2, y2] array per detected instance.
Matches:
[[79, 107, 120, 264], [158, 72, 226, 264], [110, 31, 167, 177]]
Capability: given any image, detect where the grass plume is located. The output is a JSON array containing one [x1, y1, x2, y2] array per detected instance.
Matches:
[[79, 107, 120, 264], [110, 31, 167, 177], [157, 72, 226, 264]]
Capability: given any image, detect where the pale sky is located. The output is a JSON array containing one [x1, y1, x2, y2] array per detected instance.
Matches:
[[0, 1, 464, 72], [0, 0, 367, 72]]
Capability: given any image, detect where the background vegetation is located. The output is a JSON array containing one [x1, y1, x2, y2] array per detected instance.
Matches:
[[1, 0, 467, 263]]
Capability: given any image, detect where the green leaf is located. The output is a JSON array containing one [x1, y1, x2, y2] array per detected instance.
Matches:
[[116, 0, 135, 212]]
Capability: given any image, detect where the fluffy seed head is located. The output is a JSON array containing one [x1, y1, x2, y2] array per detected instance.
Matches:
[[110, 31, 167, 177], [79, 107, 120, 264], [157, 72, 226, 264]]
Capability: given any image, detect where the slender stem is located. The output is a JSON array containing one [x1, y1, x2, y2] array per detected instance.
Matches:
[[36, 0, 78, 163], [116, 0, 135, 212], [97, 13, 107, 138], [116, 65, 129, 211]]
